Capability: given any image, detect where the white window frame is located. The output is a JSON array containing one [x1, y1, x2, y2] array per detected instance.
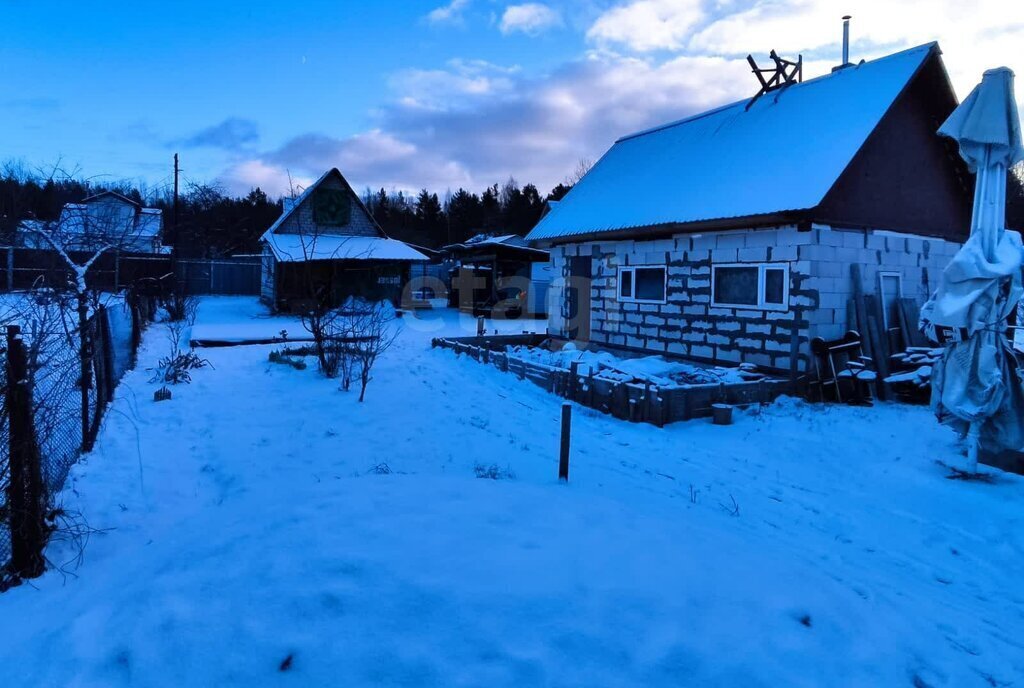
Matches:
[[878, 271, 903, 328], [617, 265, 667, 304], [711, 262, 790, 311]]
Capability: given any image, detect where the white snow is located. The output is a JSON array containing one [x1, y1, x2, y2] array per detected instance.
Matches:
[[264, 233, 429, 263], [188, 296, 308, 343], [506, 342, 760, 387], [1, 297, 1023, 686]]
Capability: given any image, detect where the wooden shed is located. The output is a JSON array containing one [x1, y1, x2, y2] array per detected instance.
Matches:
[[260, 168, 428, 312]]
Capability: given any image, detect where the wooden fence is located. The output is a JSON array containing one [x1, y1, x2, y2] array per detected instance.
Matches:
[[0, 248, 261, 296], [0, 247, 170, 292], [432, 334, 792, 426]]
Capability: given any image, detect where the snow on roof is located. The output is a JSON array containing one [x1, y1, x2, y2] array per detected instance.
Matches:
[[80, 190, 141, 207], [58, 199, 163, 238], [527, 43, 939, 242], [265, 233, 429, 263], [459, 234, 525, 248]]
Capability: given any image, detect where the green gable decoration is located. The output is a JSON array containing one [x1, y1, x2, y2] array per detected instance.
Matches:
[[312, 187, 351, 227]]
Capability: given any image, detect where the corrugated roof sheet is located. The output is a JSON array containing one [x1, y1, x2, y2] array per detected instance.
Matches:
[[527, 43, 938, 242], [265, 233, 429, 262]]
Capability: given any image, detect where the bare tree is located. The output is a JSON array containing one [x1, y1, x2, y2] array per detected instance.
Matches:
[[566, 157, 594, 186], [29, 195, 151, 447]]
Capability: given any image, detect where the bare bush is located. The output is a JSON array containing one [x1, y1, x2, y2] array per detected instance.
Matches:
[[347, 300, 398, 402], [151, 305, 209, 385], [164, 290, 198, 324], [473, 463, 516, 480]]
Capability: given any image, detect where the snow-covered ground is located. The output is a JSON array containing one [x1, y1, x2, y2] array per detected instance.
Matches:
[[189, 296, 546, 343], [505, 342, 760, 386], [1, 297, 1022, 687]]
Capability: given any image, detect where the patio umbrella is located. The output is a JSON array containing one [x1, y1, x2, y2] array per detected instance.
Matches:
[[921, 67, 1024, 472]]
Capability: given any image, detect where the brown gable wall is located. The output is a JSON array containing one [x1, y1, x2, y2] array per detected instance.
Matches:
[[814, 52, 974, 241]]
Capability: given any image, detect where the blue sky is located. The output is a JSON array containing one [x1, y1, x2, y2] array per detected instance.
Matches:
[[2, 1, 1021, 198]]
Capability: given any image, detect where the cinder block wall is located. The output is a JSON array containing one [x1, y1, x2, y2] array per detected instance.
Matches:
[[545, 225, 961, 372]]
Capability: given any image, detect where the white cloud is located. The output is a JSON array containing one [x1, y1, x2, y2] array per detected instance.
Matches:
[[587, 0, 704, 52], [224, 53, 753, 196], [686, 0, 1024, 103], [221, 1, 1024, 198], [390, 59, 520, 109], [219, 160, 312, 198], [499, 3, 563, 36], [426, 0, 471, 25]]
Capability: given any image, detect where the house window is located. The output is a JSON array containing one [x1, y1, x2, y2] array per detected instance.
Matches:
[[618, 266, 666, 303], [712, 263, 790, 310]]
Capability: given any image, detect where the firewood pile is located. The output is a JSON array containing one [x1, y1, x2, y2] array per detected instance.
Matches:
[[886, 346, 943, 402]]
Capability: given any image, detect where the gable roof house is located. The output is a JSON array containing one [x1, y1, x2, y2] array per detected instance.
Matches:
[[19, 191, 165, 254], [526, 42, 999, 374], [260, 168, 428, 311]]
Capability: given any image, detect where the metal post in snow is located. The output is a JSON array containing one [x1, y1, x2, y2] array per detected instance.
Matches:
[[559, 402, 571, 482], [6, 324, 46, 579]]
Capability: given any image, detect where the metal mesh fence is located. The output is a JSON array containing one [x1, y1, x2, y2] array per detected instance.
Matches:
[[0, 351, 9, 567], [1, 294, 144, 574]]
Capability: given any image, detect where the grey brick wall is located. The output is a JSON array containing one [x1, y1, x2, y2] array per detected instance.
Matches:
[[544, 224, 961, 372]]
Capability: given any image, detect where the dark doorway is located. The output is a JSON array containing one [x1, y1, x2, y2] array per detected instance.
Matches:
[[565, 256, 592, 342]]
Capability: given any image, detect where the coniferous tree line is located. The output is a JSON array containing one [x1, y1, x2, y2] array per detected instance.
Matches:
[[362, 177, 567, 249], [0, 160, 583, 258]]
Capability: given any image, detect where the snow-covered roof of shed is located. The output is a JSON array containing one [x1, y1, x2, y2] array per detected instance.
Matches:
[[527, 43, 939, 242], [265, 233, 429, 263], [457, 234, 525, 248]]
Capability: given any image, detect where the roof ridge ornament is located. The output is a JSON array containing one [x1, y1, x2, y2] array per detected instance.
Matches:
[[745, 50, 803, 111]]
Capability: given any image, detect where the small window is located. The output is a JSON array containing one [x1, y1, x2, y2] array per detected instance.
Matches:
[[618, 266, 666, 303], [712, 263, 789, 311]]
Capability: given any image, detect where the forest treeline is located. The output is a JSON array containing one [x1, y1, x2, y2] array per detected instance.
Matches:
[[0, 160, 575, 258]]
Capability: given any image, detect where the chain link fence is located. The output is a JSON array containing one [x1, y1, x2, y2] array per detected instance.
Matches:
[[1, 292, 150, 579]]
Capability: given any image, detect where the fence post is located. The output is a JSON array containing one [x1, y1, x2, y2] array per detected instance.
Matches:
[[130, 296, 143, 369], [6, 325, 46, 579], [98, 306, 115, 401], [6, 247, 13, 292], [77, 292, 92, 452], [559, 402, 571, 482]]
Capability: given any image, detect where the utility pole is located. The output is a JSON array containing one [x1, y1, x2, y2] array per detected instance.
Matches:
[[173, 153, 179, 245], [172, 153, 180, 280]]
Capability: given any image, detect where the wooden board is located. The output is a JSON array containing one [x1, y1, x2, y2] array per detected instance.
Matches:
[[898, 298, 927, 347]]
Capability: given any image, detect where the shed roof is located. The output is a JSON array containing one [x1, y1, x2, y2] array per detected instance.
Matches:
[[443, 234, 550, 262], [261, 168, 428, 263], [265, 233, 428, 263], [527, 43, 940, 242]]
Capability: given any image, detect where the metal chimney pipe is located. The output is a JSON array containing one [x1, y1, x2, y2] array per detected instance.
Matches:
[[842, 15, 851, 65]]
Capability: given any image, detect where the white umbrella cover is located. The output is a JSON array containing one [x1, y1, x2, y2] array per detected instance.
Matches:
[[921, 67, 1024, 471]]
